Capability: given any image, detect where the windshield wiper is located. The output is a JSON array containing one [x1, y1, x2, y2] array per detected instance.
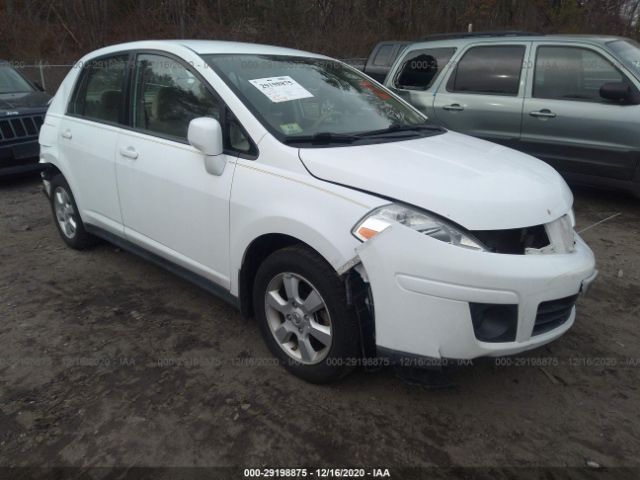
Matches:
[[356, 123, 444, 138], [283, 132, 361, 145], [283, 124, 444, 145]]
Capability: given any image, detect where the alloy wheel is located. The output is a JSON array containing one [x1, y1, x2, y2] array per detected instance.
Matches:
[[53, 187, 77, 239], [264, 272, 333, 365]]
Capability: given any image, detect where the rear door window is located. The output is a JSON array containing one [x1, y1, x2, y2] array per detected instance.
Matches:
[[394, 47, 456, 90], [68, 55, 128, 124], [533, 46, 626, 102], [447, 45, 525, 95]]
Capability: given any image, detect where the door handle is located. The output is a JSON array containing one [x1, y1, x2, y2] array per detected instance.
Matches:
[[61, 129, 72, 139], [443, 103, 464, 111], [529, 109, 557, 119], [119, 146, 139, 160]]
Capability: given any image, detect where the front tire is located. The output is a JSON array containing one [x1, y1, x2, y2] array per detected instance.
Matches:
[[253, 245, 360, 383], [49, 175, 96, 250]]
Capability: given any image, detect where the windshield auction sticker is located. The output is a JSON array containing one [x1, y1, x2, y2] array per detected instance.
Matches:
[[249, 76, 314, 103]]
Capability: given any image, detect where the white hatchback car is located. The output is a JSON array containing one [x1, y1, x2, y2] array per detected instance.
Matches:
[[40, 40, 597, 382]]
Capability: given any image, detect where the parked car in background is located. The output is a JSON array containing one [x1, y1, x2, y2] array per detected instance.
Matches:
[[0, 60, 50, 176], [380, 33, 640, 196], [361, 41, 412, 83], [40, 40, 596, 383]]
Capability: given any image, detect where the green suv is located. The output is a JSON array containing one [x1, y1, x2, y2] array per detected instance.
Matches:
[[384, 33, 640, 196]]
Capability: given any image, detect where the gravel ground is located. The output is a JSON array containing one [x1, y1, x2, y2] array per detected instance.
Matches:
[[0, 175, 639, 475]]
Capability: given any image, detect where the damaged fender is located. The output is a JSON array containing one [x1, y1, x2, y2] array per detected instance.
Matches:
[[349, 226, 456, 359]]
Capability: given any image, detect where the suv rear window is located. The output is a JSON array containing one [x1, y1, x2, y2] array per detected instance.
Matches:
[[448, 45, 525, 96], [373, 45, 394, 66], [394, 47, 456, 90]]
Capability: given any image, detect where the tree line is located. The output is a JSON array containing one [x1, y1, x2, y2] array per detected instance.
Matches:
[[1, 0, 639, 63]]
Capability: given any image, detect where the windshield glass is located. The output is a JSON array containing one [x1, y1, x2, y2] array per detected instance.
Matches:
[[202, 54, 436, 145], [608, 39, 640, 78], [0, 65, 34, 94]]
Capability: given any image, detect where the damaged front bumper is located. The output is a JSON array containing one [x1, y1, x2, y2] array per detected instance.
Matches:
[[348, 224, 597, 362]]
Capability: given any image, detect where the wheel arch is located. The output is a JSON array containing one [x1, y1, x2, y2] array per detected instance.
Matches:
[[40, 152, 87, 221], [41, 161, 63, 180], [40, 152, 78, 198], [238, 233, 323, 318], [237, 231, 376, 360]]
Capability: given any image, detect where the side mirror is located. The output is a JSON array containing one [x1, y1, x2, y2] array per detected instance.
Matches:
[[599, 82, 638, 104], [188, 117, 226, 175]]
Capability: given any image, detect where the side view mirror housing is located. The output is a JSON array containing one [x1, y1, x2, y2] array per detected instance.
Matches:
[[188, 117, 226, 175], [599, 81, 639, 105]]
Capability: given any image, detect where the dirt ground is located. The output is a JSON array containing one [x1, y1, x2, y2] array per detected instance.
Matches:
[[0, 175, 639, 475]]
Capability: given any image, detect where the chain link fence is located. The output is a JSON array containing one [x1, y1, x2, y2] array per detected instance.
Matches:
[[14, 64, 74, 94]]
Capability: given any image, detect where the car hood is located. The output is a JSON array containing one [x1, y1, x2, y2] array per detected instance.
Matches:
[[298, 131, 573, 230], [0, 91, 50, 111]]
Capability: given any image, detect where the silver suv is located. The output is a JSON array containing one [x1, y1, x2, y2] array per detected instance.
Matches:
[[384, 33, 640, 196]]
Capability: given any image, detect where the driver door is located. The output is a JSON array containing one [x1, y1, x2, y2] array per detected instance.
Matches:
[[115, 53, 238, 288], [520, 43, 640, 181]]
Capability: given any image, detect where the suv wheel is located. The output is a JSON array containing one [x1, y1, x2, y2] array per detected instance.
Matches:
[[253, 245, 360, 383], [50, 175, 96, 249]]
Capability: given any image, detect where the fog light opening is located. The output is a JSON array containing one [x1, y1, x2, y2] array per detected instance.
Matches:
[[469, 303, 518, 343]]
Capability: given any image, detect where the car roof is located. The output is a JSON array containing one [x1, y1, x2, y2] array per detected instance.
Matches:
[[407, 33, 628, 50], [82, 39, 327, 60]]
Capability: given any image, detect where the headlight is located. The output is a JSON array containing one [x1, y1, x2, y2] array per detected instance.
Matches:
[[352, 203, 487, 251]]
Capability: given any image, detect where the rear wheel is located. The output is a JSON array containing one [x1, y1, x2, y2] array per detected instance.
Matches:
[[253, 245, 360, 383], [50, 175, 97, 250]]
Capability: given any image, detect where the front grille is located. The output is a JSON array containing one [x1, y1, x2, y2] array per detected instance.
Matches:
[[0, 115, 44, 141], [471, 224, 549, 254], [533, 294, 578, 336]]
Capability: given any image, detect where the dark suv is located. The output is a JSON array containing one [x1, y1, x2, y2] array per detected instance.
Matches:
[[0, 61, 50, 176]]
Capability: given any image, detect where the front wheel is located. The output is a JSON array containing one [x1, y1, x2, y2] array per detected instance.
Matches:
[[253, 245, 360, 383]]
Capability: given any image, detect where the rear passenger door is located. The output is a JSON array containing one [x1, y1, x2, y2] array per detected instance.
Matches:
[[432, 43, 530, 147], [60, 54, 128, 234], [520, 43, 640, 181]]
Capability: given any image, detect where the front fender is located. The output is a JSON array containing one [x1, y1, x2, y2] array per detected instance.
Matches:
[[228, 160, 384, 296]]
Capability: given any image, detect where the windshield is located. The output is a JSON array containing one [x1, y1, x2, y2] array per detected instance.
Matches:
[[608, 39, 640, 78], [202, 54, 439, 146], [0, 65, 34, 94]]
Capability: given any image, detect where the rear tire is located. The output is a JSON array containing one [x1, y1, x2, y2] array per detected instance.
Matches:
[[253, 245, 360, 383], [49, 175, 97, 250]]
